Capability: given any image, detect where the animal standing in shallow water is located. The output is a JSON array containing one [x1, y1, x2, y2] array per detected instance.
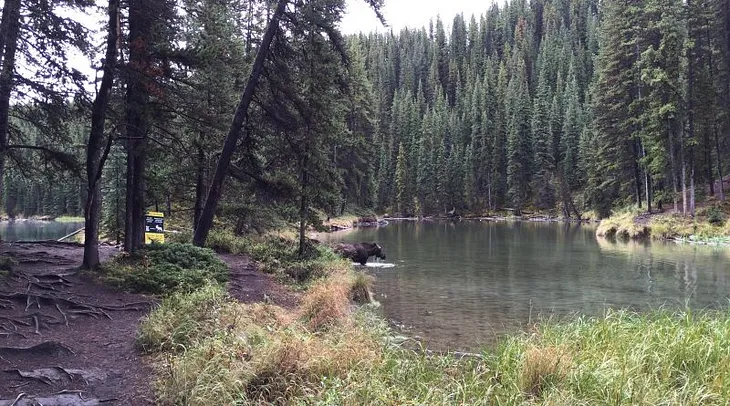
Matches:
[[334, 242, 386, 265]]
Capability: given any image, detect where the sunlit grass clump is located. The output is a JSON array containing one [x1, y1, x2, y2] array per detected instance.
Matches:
[[141, 263, 380, 405], [597, 209, 649, 239]]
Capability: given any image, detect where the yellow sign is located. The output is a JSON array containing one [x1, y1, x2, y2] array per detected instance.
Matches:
[[145, 212, 165, 244]]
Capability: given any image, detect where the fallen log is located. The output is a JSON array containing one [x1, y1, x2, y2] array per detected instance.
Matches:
[[57, 228, 85, 242]]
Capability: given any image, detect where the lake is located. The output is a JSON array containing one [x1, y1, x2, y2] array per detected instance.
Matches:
[[0, 220, 85, 242], [319, 220, 730, 351]]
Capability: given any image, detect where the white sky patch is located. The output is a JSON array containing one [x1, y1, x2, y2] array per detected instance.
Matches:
[[340, 0, 500, 35], [64, 0, 503, 91]]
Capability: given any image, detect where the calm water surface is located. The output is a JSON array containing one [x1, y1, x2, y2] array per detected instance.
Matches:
[[320, 220, 730, 351], [0, 220, 84, 242]]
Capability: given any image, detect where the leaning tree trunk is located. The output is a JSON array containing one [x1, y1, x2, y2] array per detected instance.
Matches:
[[83, 0, 119, 269], [193, 0, 288, 247], [0, 0, 21, 209], [193, 141, 206, 230]]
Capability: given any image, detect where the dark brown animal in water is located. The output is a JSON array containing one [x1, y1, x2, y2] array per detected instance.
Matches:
[[334, 242, 386, 265]]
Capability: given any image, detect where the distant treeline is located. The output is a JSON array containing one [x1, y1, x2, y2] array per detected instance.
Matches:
[[354, 0, 730, 217]]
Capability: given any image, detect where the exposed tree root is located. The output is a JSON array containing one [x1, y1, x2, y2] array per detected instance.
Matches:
[[55, 304, 68, 326], [0, 341, 75, 357], [7, 392, 25, 406], [17, 258, 75, 266], [0, 292, 149, 314], [5, 366, 107, 386], [8, 240, 84, 247], [0, 316, 31, 328], [0, 393, 106, 406], [9, 271, 75, 293]]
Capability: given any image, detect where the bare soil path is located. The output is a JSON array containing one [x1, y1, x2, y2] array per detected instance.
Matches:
[[219, 253, 300, 309], [0, 242, 154, 406], [0, 243, 297, 405]]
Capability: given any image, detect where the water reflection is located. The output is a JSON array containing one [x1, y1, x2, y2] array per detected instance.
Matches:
[[0, 221, 85, 242], [321, 220, 730, 351]]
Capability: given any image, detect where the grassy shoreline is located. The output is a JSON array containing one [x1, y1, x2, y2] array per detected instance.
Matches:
[[135, 232, 730, 405], [597, 205, 730, 244]]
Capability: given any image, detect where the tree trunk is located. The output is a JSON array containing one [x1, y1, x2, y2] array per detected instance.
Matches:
[[705, 131, 714, 196], [669, 120, 678, 212], [633, 139, 642, 208], [641, 143, 651, 213], [298, 153, 309, 259], [83, 0, 119, 270], [193, 141, 206, 230], [124, 145, 136, 250], [714, 124, 725, 200], [690, 166, 696, 216], [0, 0, 21, 209], [193, 0, 288, 247], [124, 0, 153, 253], [686, 3, 695, 216], [682, 159, 688, 215]]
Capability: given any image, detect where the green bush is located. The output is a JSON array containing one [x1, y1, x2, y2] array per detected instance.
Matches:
[[706, 206, 726, 226], [165, 230, 192, 244], [0, 255, 15, 275], [104, 243, 229, 294], [205, 229, 248, 254]]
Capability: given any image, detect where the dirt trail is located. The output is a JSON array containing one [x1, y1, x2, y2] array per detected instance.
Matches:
[[0, 243, 297, 405], [219, 253, 300, 309], [0, 242, 154, 405]]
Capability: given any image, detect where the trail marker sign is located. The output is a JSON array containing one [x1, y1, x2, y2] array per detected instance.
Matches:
[[145, 212, 165, 244]]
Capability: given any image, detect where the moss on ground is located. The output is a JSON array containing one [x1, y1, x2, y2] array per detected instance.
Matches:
[[100, 243, 229, 294]]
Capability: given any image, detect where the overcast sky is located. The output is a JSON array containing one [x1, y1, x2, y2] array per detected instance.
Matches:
[[340, 0, 499, 35]]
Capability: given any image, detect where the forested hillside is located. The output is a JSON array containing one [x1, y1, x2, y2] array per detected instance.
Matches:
[[0, 0, 729, 261], [355, 0, 730, 218]]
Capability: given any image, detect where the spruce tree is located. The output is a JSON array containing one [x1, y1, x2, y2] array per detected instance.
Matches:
[[506, 59, 532, 214]]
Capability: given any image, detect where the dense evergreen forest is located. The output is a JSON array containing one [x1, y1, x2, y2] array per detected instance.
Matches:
[[0, 0, 729, 264], [356, 0, 730, 218]]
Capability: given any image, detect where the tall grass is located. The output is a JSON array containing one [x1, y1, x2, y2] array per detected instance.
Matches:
[[311, 309, 730, 405], [141, 228, 730, 405], [144, 269, 382, 406], [596, 209, 649, 239], [145, 280, 730, 405], [136, 283, 232, 353]]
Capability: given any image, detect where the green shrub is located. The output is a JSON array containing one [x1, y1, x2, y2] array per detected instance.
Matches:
[[706, 206, 726, 226], [205, 229, 248, 254], [0, 255, 15, 275], [200, 230, 344, 284], [165, 230, 192, 244], [103, 243, 228, 294]]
